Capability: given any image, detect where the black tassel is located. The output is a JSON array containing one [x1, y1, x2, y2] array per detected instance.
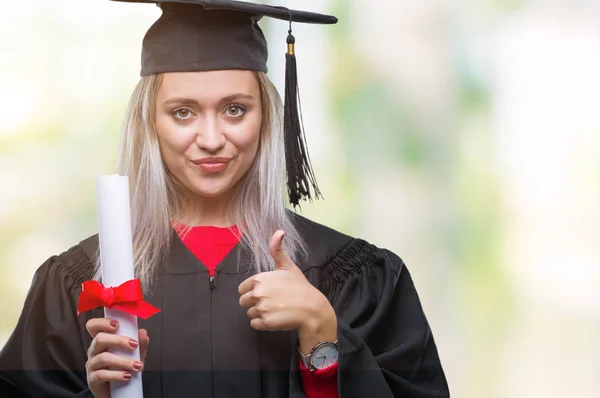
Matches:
[[284, 27, 322, 208]]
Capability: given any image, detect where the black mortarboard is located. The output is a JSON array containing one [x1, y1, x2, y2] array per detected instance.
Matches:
[[110, 0, 338, 207]]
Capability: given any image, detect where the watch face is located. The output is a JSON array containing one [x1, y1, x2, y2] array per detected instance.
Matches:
[[311, 343, 339, 370]]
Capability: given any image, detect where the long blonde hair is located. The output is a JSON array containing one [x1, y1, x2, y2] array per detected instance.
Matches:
[[95, 71, 307, 292]]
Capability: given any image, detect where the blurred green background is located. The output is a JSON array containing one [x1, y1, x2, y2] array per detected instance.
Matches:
[[1, 1, 599, 397]]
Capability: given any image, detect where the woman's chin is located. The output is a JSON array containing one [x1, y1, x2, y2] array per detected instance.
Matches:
[[190, 185, 232, 200], [181, 175, 240, 200]]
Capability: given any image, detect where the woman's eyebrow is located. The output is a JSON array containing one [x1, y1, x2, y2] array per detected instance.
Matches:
[[162, 97, 200, 107], [219, 93, 255, 104]]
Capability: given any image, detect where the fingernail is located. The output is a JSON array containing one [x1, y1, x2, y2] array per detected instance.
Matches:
[[110, 320, 118, 328], [133, 361, 143, 371], [280, 231, 286, 242], [129, 339, 139, 349], [123, 372, 132, 380]]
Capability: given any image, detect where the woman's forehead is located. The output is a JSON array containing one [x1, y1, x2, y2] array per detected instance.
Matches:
[[158, 70, 259, 101]]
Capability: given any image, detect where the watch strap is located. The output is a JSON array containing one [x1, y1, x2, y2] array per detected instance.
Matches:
[[298, 348, 311, 369]]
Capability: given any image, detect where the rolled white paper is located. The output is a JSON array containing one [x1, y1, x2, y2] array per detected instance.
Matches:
[[96, 174, 143, 398]]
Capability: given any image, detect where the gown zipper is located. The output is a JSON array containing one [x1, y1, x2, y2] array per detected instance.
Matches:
[[209, 270, 216, 397]]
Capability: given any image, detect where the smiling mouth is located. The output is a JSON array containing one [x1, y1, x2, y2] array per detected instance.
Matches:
[[195, 162, 228, 172], [191, 157, 231, 173]]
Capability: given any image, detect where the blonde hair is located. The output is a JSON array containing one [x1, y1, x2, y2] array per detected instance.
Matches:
[[95, 71, 307, 292]]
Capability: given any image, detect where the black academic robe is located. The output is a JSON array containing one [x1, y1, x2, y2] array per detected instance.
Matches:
[[0, 214, 449, 397]]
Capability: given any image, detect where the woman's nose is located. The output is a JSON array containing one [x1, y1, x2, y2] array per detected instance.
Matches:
[[195, 118, 226, 153]]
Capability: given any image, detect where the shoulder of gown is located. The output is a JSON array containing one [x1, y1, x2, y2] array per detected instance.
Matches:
[[289, 212, 355, 268], [290, 212, 397, 293], [0, 237, 98, 397]]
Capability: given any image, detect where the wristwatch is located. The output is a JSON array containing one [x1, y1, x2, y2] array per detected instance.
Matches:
[[298, 340, 339, 371]]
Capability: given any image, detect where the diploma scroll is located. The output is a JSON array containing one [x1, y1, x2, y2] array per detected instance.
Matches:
[[96, 175, 143, 398]]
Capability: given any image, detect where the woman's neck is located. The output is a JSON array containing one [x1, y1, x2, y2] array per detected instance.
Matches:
[[175, 191, 235, 227]]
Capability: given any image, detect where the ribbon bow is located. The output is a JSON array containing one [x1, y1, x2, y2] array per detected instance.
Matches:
[[77, 279, 160, 319]]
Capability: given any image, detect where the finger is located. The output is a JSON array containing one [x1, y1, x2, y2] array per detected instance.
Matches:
[[250, 317, 277, 331], [269, 230, 293, 270], [246, 306, 260, 319], [87, 351, 144, 374], [88, 332, 138, 358], [250, 317, 267, 331], [138, 329, 150, 363], [86, 318, 119, 338], [89, 369, 133, 384], [238, 275, 258, 296], [239, 290, 258, 309], [270, 231, 305, 279]]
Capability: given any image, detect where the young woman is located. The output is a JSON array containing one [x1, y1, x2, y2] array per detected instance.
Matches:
[[0, 1, 449, 397]]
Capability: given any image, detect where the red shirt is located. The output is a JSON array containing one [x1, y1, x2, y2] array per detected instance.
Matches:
[[175, 225, 339, 397]]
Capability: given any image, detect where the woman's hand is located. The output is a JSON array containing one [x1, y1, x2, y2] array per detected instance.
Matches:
[[85, 318, 150, 398], [238, 230, 338, 354]]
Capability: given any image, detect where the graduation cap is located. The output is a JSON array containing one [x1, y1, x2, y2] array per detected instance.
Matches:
[[110, 0, 338, 207]]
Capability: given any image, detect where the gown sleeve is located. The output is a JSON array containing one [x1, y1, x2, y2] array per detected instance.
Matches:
[[293, 239, 450, 398], [0, 245, 96, 398]]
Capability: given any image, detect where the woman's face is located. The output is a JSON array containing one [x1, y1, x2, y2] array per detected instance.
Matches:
[[155, 70, 262, 200]]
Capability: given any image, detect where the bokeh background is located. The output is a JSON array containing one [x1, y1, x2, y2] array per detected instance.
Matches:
[[2, 0, 600, 396]]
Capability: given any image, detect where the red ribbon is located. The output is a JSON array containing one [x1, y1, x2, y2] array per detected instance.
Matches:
[[77, 279, 160, 320]]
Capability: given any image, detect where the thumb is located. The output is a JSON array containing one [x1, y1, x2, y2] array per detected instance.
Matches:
[[138, 328, 149, 363], [269, 230, 294, 271]]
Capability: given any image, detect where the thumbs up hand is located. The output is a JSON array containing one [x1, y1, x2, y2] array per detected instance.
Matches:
[[238, 230, 338, 353]]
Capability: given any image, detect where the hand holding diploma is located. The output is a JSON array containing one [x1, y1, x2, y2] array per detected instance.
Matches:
[[85, 319, 150, 398], [77, 175, 160, 398]]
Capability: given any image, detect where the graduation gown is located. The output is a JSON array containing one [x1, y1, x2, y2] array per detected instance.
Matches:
[[0, 214, 449, 397]]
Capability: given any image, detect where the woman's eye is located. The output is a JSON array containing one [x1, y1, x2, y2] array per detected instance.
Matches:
[[225, 105, 246, 117], [173, 108, 192, 120]]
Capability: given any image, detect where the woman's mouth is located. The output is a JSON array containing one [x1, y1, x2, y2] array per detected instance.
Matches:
[[192, 157, 232, 173]]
